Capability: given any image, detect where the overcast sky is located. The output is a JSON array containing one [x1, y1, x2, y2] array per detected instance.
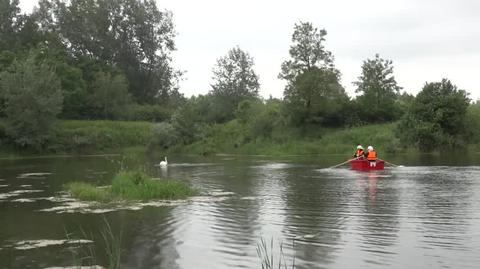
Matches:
[[19, 0, 480, 100]]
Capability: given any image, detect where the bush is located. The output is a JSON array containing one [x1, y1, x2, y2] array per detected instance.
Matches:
[[149, 122, 180, 149], [398, 79, 470, 151], [130, 104, 171, 122], [0, 53, 63, 150]]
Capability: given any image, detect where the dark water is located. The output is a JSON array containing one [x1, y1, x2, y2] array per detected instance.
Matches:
[[1, 154, 480, 268]]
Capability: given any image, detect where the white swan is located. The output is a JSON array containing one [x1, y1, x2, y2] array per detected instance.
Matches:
[[159, 156, 168, 167]]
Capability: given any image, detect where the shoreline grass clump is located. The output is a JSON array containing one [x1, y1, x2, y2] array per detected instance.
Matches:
[[66, 171, 196, 202]]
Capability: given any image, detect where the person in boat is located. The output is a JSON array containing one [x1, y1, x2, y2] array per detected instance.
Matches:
[[353, 145, 365, 159], [366, 145, 377, 167]]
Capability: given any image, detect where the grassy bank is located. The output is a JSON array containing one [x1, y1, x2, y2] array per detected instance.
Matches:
[[66, 171, 196, 202], [5, 119, 479, 157], [52, 120, 153, 152], [175, 121, 401, 156]]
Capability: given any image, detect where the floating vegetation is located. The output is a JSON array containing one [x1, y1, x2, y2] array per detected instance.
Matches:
[[65, 171, 197, 202]]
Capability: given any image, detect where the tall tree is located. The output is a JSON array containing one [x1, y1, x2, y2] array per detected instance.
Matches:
[[210, 46, 260, 122], [0, 0, 20, 50], [38, 0, 179, 104], [354, 54, 401, 122], [90, 71, 132, 120], [280, 21, 346, 126], [286, 67, 348, 126], [279, 21, 335, 86], [0, 54, 63, 149], [398, 79, 470, 151]]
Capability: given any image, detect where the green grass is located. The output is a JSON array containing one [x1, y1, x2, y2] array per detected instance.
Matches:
[[178, 122, 401, 156], [51, 120, 154, 152], [66, 182, 113, 202], [66, 171, 196, 202]]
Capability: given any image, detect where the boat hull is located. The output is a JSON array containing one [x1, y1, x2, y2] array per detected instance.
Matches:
[[350, 159, 385, 171]]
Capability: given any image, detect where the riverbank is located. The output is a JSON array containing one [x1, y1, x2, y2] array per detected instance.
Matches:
[[2, 119, 479, 157], [172, 121, 403, 155]]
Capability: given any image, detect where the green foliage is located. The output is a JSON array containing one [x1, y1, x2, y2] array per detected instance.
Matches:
[[111, 171, 196, 200], [279, 21, 334, 84], [285, 67, 348, 126], [66, 182, 112, 202], [0, 53, 63, 149], [66, 171, 196, 202], [130, 104, 171, 122], [51, 0, 179, 104], [52, 120, 153, 152], [0, 0, 20, 50], [235, 99, 287, 141], [466, 102, 480, 143], [90, 71, 133, 120], [354, 54, 401, 123], [210, 46, 260, 122], [398, 79, 470, 151], [149, 122, 180, 149], [180, 116, 398, 156], [54, 61, 89, 119]]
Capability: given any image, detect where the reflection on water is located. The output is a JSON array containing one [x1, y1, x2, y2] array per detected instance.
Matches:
[[1, 155, 480, 268]]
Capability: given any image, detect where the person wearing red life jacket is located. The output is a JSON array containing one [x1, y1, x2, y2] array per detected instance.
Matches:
[[353, 145, 365, 159]]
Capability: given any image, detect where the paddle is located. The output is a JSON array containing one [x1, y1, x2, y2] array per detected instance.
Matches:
[[378, 159, 403, 167], [327, 156, 362, 169]]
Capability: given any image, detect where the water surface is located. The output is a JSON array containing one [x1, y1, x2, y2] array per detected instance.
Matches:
[[1, 154, 480, 268]]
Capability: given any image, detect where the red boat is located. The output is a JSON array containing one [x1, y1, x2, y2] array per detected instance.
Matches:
[[350, 159, 385, 171]]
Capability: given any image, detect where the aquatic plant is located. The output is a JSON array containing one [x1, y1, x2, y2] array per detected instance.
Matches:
[[257, 237, 295, 269], [66, 216, 122, 269], [66, 171, 196, 202], [67, 182, 112, 202], [110, 171, 196, 200]]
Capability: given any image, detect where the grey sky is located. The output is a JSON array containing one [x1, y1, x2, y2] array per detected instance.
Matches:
[[19, 0, 480, 100]]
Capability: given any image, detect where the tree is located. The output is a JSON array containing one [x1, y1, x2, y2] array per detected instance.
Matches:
[[32, 0, 179, 104], [354, 54, 401, 122], [466, 101, 480, 143], [279, 21, 335, 86], [398, 79, 470, 151], [285, 67, 348, 126], [210, 46, 260, 122], [280, 22, 346, 126], [0, 0, 20, 50], [90, 71, 132, 120], [0, 54, 63, 149]]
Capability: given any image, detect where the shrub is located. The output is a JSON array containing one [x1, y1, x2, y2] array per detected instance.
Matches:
[[130, 104, 171, 122], [0, 54, 63, 150], [398, 79, 470, 151], [149, 122, 180, 149]]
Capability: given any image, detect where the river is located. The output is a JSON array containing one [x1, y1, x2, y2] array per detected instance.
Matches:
[[1, 154, 480, 268]]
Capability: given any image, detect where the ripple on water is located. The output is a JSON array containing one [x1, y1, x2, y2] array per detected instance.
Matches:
[[0, 189, 44, 200], [3, 239, 93, 250], [16, 172, 52, 179]]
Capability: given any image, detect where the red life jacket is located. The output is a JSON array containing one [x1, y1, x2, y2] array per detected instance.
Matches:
[[355, 149, 364, 157]]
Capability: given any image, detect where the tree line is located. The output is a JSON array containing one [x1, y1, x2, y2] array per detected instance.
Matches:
[[0, 0, 477, 152]]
